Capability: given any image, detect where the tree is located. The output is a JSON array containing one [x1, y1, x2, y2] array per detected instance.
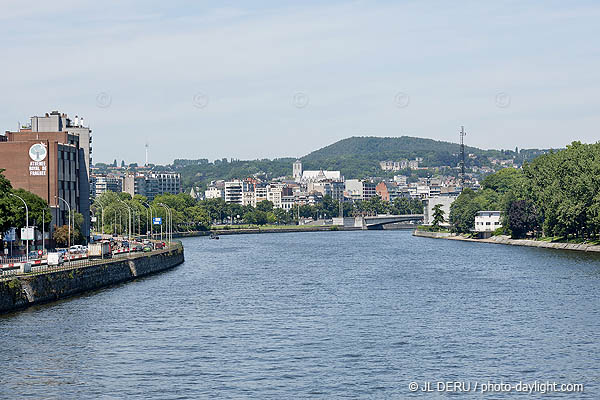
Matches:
[[53, 225, 82, 247], [273, 208, 291, 224], [449, 188, 481, 233], [432, 204, 445, 229], [0, 169, 15, 234], [256, 200, 274, 213], [506, 199, 538, 238], [243, 210, 268, 225]]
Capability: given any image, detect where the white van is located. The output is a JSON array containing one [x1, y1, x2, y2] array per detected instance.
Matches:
[[48, 252, 64, 266]]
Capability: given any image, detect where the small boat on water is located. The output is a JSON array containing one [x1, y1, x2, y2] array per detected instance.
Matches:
[[209, 233, 220, 240]]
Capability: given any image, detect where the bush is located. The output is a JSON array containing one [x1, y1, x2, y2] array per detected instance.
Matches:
[[492, 226, 506, 236]]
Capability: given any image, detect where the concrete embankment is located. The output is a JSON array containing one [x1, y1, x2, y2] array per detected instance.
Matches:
[[0, 245, 184, 315], [174, 226, 360, 238], [413, 230, 600, 253]]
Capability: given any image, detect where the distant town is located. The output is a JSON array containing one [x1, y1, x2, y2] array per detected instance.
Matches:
[[0, 109, 565, 260]]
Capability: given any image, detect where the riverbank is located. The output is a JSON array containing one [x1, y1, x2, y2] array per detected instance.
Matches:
[[0, 244, 184, 314], [413, 229, 600, 253], [174, 225, 360, 238]]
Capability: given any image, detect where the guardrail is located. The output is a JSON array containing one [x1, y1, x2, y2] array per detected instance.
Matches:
[[0, 242, 181, 281]]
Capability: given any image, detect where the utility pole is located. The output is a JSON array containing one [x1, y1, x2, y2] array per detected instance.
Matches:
[[460, 125, 467, 188]]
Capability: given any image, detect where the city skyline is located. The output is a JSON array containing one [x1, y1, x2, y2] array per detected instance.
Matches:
[[2, 1, 599, 164]]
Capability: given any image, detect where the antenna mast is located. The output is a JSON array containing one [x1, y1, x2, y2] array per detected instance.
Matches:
[[460, 126, 467, 187], [145, 141, 149, 166]]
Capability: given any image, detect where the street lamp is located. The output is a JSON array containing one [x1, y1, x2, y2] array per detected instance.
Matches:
[[116, 198, 132, 240], [56, 196, 71, 249], [158, 203, 172, 247], [95, 203, 104, 235], [9, 193, 29, 262], [143, 202, 153, 240]]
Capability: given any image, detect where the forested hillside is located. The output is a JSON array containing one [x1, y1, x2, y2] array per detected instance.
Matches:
[[173, 136, 549, 189]]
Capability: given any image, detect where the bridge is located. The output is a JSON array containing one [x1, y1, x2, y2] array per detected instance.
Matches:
[[334, 214, 424, 229]]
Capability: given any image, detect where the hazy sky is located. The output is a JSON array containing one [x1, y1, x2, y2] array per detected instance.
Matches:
[[1, 1, 599, 164]]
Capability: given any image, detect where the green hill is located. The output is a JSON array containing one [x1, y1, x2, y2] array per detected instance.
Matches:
[[302, 136, 488, 161], [173, 136, 548, 189], [299, 136, 510, 178]]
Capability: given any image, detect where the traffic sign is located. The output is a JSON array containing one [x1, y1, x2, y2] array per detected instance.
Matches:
[[21, 227, 34, 240], [153, 217, 162, 225]]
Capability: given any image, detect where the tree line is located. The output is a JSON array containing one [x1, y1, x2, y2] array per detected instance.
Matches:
[[92, 192, 424, 234], [449, 141, 600, 239]]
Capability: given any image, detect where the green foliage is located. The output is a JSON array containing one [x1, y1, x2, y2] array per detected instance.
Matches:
[[523, 141, 600, 238], [174, 137, 550, 190], [243, 210, 268, 225], [449, 142, 600, 240], [53, 224, 82, 247], [256, 200, 274, 213], [481, 168, 525, 193], [432, 204, 445, 228], [0, 170, 52, 236], [506, 199, 539, 238]]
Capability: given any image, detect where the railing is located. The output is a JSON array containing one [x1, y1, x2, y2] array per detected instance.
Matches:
[[0, 242, 181, 281]]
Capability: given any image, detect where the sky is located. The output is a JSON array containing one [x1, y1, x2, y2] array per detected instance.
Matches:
[[1, 0, 599, 164]]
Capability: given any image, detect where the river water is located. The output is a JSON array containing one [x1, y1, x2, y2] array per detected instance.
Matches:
[[1, 230, 599, 399]]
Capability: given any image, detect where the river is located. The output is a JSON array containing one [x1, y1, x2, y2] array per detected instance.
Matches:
[[1, 230, 599, 398]]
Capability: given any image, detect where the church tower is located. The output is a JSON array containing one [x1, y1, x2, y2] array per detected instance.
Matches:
[[293, 159, 303, 181]]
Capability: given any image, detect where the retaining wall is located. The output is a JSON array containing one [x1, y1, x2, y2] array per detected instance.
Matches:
[[413, 229, 600, 253], [0, 245, 184, 315]]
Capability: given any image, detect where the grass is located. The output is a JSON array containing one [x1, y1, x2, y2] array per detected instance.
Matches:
[[415, 225, 450, 233], [528, 236, 600, 245]]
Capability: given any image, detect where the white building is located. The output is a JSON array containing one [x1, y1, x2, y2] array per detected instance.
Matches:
[[205, 186, 224, 200], [242, 191, 255, 206], [300, 170, 342, 183], [267, 184, 284, 208], [345, 179, 376, 201], [475, 211, 502, 233], [393, 175, 408, 186], [253, 186, 268, 206], [224, 180, 243, 204], [422, 196, 457, 225], [93, 175, 122, 196]]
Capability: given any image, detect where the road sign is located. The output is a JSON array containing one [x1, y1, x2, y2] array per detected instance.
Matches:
[[4, 228, 16, 242], [38, 250, 43, 256], [153, 217, 162, 225], [20, 227, 34, 240]]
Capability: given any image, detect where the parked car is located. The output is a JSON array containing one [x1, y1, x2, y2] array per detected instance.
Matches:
[[155, 242, 165, 249], [142, 246, 152, 252], [132, 244, 143, 251], [28, 251, 41, 259], [122, 241, 130, 248], [69, 245, 85, 254]]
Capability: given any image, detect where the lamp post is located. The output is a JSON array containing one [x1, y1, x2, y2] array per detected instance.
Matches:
[[42, 208, 45, 256], [56, 196, 71, 249], [95, 203, 104, 235], [158, 203, 172, 247], [9, 193, 29, 262], [143, 202, 153, 240], [116, 198, 131, 240]]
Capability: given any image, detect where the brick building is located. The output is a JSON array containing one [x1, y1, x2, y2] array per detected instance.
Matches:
[[0, 111, 92, 242]]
